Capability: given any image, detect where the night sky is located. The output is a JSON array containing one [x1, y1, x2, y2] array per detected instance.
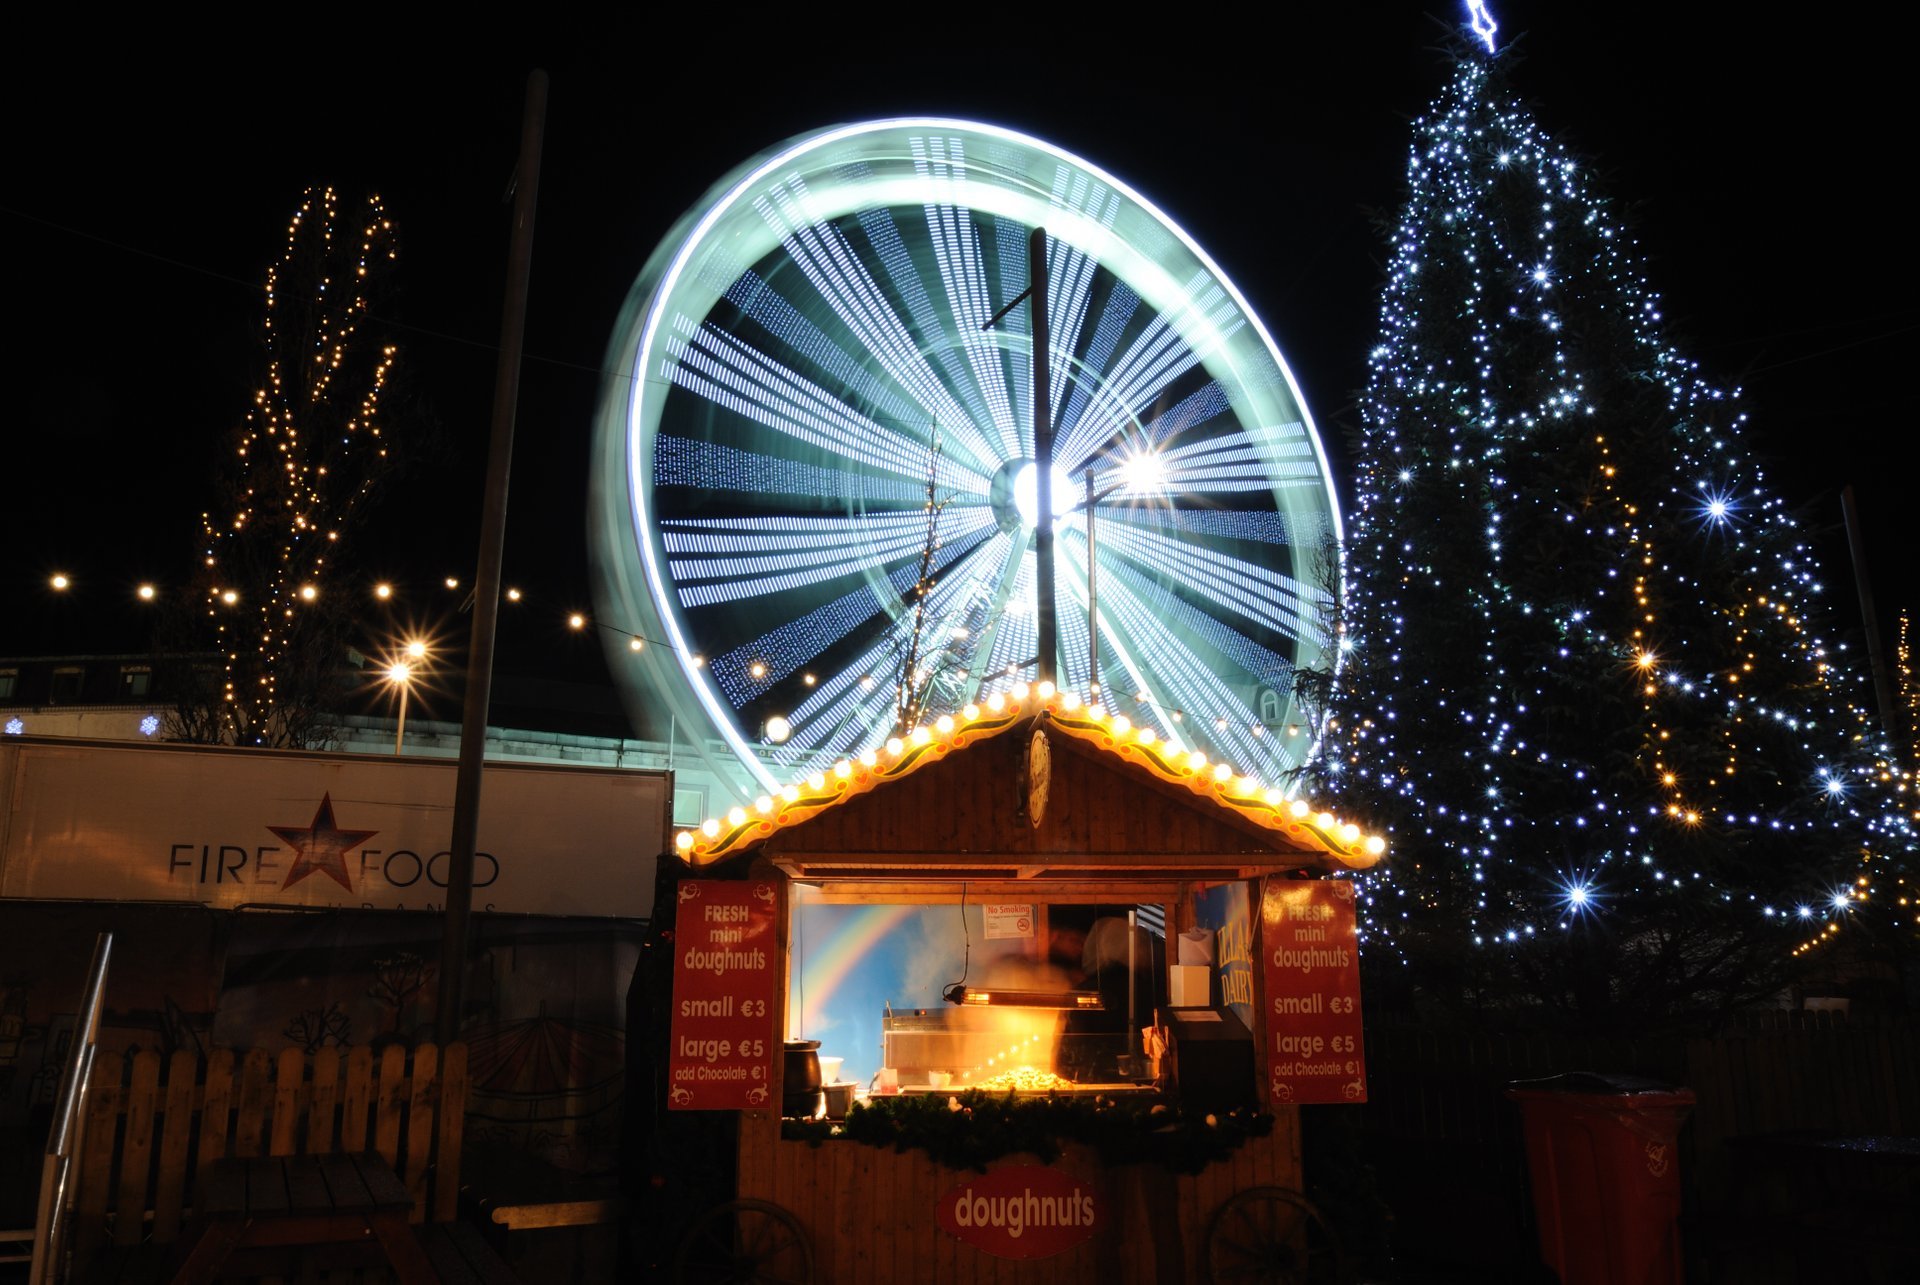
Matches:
[[7, 7, 1915, 713]]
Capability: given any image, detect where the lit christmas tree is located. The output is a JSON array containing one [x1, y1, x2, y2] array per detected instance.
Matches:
[[1309, 48, 1913, 1026], [167, 187, 402, 748]]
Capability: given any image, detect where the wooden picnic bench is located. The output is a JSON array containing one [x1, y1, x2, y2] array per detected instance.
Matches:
[[167, 1153, 437, 1284], [66, 1042, 517, 1284]]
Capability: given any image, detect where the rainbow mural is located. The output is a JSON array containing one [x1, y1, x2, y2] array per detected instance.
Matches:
[[787, 903, 1030, 1090], [788, 904, 919, 1037]]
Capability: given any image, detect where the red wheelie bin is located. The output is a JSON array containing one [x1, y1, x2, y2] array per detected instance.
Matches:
[[1506, 1072, 1695, 1285]]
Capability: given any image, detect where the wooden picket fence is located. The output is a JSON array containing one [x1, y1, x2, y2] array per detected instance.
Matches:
[[68, 1042, 468, 1275], [1352, 1012, 1920, 1276]]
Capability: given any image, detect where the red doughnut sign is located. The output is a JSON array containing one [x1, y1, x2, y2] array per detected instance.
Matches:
[[667, 879, 780, 1109]]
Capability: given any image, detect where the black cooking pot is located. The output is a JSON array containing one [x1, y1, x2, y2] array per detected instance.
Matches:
[[782, 1039, 824, 1118]]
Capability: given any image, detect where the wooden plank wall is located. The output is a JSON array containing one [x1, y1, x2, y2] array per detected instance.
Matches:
[[736, 1108, 1301, 1283], [66, 1041, 468, 1275]]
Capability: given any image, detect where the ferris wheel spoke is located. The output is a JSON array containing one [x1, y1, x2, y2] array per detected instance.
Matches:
[[666, 510, 959, 557], [1154, 427, 1325, 495], [668, 319, 984, 487], [1104, 540, 1316, 682], [656, 437, 964, 510], [757, 188, 1002, 477], [1103, 592, 1290, 772], [919, 196, 1024, 459], [1044, 237, 1100, 375], [778, 636, 905, 741], [732, 524, 1007, 742], [1137, 379, 1231, 449], [1095, 520, 1319, 645], [894, 529, 1017, 699], [1096, 556, 1306, 767], [1053, 280, 1142, 456], [703, 581, 905, 713], [666, 510, 994, 610], [722, 268, 938, 437], [1109, 505, 1329, 550], [955, 527, 1034, 703], [1056, 272, 1241, 464], [852, 208, 1014, 472]]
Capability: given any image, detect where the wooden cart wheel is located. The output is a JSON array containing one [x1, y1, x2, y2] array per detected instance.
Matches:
[[1203, 1185, 1345, 1285], [672, 1197, 814, 1285]]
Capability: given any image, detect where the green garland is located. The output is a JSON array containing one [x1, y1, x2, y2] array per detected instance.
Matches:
[[781, 1091, 1272, 1174]]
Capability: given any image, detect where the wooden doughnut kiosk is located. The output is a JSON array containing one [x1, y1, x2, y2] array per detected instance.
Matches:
[[667, 685, 1384, 1284]]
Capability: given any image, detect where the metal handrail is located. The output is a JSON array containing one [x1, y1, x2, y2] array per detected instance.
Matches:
[[28, 931, 112, 1285]]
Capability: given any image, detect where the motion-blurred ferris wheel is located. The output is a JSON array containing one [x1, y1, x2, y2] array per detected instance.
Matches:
[[590, 119, 1341, 799]]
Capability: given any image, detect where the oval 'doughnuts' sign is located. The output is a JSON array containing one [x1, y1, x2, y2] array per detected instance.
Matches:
[[936, 1164, 1099, 1260]]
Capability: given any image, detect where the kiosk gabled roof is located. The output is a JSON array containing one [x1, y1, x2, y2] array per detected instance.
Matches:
[[676, 686, 1384, 883]]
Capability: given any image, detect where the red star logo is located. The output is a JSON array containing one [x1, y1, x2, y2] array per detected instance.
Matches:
[[268, 793, 378, 891]]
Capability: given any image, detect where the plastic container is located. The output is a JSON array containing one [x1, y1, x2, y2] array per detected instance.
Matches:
[[1505, 1072, 1696, 1285]]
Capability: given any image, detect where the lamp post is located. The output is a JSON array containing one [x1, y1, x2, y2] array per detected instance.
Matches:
[[386, 663, 412, 755], [387, 640, 427, 755]]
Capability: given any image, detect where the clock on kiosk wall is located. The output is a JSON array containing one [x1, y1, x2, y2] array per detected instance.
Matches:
[[1023, 724, 1051, 828]]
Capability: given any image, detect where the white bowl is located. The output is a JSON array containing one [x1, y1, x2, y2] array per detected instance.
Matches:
[[816, 1055, 844, 1084]]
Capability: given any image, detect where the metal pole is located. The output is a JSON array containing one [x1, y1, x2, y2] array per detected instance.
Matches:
[[393, 683, 408, 756], [1030, 228, 1055, 687], [1126, 910, 1137, 1066], [436, 69, 547, 1046], [1086, 469, 1098, 695], [1842, 485, 1900, 745], [30, 932, 111, 1285]]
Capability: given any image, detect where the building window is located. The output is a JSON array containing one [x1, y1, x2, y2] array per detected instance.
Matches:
[[1258, 688, 1282, 725], [121, 666, 152, 698], [49, 668, 84, 704], [673, 787, 707, 828], [0, 670, 16, 701]]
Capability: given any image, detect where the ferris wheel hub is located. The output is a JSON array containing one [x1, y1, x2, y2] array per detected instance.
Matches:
[[988, 458, 1076, 533]]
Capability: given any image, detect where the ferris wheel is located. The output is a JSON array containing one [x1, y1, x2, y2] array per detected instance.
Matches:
[[590, 119, 1342, 798]]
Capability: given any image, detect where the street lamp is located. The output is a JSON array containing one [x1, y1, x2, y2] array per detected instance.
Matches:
[[387, 640, 428, 754], [386, 662, 414, 755]]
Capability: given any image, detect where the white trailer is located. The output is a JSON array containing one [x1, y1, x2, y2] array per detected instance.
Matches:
[[0, 737, 668, 918]]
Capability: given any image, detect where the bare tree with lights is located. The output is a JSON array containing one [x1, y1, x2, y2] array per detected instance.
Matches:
[[1304, 49, 1912, 1028], [164, 187, 404, 748], [891, 426, 965, 736]]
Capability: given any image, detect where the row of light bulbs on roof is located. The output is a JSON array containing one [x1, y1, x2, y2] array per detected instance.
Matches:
[[678, 678, 1388, 858]]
